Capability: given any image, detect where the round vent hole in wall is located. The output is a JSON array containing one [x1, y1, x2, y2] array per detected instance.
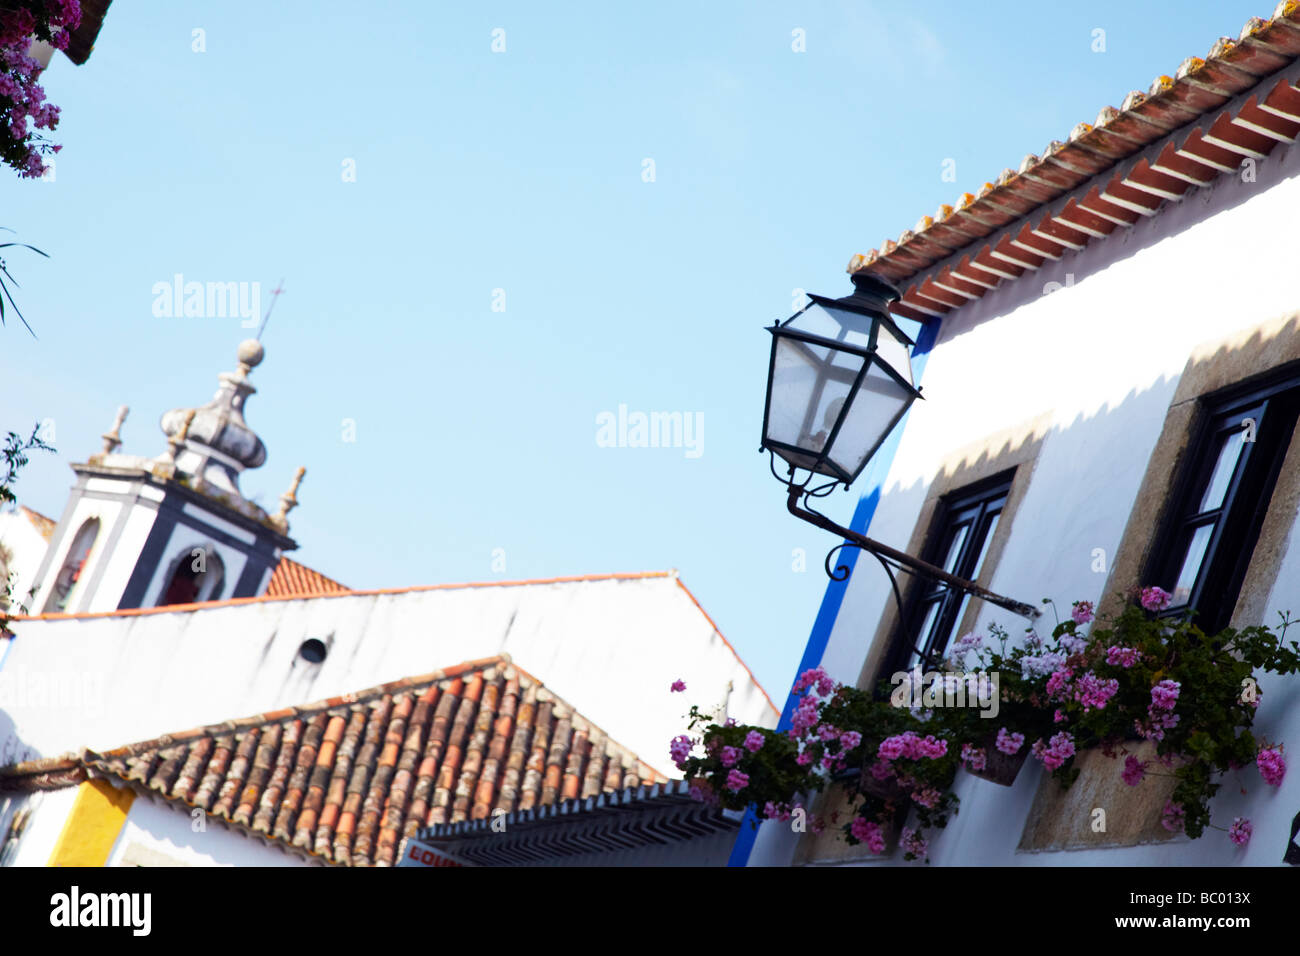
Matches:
[[298, 638, 327, 664]]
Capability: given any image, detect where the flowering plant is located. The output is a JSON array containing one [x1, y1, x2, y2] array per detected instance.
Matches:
[[0, 1, 82, 178], [1030, 591, 1300, 839], [675, 668, 963, 861], [671, 587, 1298, 858]]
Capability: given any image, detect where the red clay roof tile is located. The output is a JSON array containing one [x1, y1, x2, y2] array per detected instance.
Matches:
[[72, 655, 664, 866], [851, 5, 1300, 318]]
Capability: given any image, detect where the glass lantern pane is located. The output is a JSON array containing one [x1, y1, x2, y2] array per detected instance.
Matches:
[[826, 363, 912, 478], [766, 337, 864, 467], [874, 320, 914, 386], [785, 302, 876, 353]]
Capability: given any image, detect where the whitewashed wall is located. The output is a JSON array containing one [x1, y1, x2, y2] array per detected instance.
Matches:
[[750, 111, 1300, 866], [0, 574, 776, 779]]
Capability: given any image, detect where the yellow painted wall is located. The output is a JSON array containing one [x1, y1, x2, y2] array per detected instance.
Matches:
[[46, 779, 135, 866]]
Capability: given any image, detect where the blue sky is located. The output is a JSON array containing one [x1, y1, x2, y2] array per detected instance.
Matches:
[[1, 0, 1270, 698]]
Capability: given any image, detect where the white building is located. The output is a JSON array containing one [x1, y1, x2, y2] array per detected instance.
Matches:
[[0, 339, 775, 866], [745, 6, 1300, 867]]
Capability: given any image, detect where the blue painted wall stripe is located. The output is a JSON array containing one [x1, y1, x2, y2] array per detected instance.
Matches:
[[728, 316, 942, 867]]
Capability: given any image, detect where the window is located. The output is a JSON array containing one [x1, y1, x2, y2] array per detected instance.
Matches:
[[1147, 370, 1300, 634], [43, 518, 100, 613], [157, 548, 225, 606], [887, 471, 1013, 674]]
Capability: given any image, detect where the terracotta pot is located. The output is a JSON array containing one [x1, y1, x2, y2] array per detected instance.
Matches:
[[965, 734, 1028, 787]]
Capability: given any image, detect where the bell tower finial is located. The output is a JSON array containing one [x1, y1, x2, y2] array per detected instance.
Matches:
[[272, 466, 306, 531], [101, 405, 129, 455]]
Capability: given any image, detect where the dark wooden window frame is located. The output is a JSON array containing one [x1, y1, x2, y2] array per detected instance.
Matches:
[[881, 469, 1015, 682], [1146, 364, 1300, 635]]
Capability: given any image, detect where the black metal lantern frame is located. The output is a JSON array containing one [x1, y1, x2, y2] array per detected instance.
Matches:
[[760, 293, 923, 486], [761, 275, 1040, 622]]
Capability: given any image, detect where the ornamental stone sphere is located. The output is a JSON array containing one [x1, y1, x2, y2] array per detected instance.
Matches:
[[237, 339, 265, 368]]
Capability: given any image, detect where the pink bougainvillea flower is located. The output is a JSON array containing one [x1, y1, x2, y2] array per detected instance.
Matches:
[[1140, 586, 1172, 612], [1228, 817, 1252, 847], [724, 769, 749, 792], [1257, 746, 1287, 787], [670, 679, 686, 693], [1071, 601, 1094, 625]]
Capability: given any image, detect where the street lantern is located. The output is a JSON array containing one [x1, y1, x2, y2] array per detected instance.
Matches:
[[761, 271, 1040, 621], [761, 272, 921, 485]]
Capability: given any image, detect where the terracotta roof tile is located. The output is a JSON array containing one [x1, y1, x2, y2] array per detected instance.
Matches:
[[852, 4, 1300, 320], [263, 556, 348, 597], [74, 655, 664, 866]]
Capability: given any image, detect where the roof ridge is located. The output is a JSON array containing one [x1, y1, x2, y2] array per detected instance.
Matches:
[[84, 654, 515, 761], [7, 570, 678, 623], [851, 4, 1300, 322]]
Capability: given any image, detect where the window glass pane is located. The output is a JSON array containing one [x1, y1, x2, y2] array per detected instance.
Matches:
[[1172, 523, 1214, 606], [941, 524, 969, 574], [969, 513, 1001, 579], [1198, 429, 1247, 513], [907, 600, 942, 670]]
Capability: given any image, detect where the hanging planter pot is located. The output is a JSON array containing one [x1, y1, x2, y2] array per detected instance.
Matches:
[[965, 733, 1028, 787], [854, 740, 907, 801], [859, 763, 907, 801]]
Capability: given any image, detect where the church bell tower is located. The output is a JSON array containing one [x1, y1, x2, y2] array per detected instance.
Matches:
[[28, 339, 304, 615]]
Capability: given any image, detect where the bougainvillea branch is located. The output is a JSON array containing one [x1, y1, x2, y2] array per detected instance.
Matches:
[[0, 1, 82, 178]]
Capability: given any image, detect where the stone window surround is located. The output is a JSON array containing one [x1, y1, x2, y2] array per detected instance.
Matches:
[[854, 415, 1052, 696], [796, 311, 1300, 863], [1099, 310, 1300, 628], [794, 417, 1049, 865]]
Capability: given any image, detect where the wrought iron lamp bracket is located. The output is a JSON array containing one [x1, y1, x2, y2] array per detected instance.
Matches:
[[770, 453, 1040, 620]]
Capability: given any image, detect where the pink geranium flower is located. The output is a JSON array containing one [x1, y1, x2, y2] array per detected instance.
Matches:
[[1258, 746, 1287, 787], [1121, 755, 1146, 786], [724, 769, 749, 792], [850, 817, 887, 854], [995, 728, 1025, 755], [1161, 800, 1185, 833], [670, 679, 686, 693], [1071, 601, 1094, 625], [1228, 817, 1252, 847], [1140, 586, 1172, 612]]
